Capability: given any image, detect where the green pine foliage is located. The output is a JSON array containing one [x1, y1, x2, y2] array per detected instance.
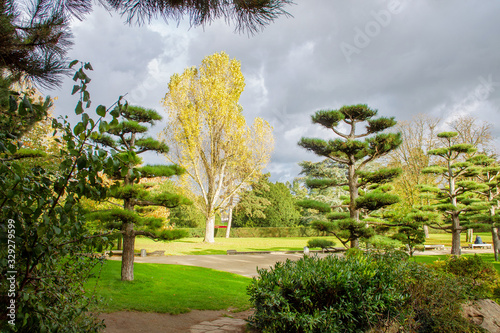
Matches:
[[90, 103, 190, 280], [388, 210, 438, 256], [419, 131, 490, 255], [0, 0, 79, 89], [464, 154, 500, 260], [297, 104, 402, 248]]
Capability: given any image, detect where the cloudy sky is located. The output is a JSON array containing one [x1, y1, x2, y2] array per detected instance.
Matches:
[[44, 0, 500, 182]]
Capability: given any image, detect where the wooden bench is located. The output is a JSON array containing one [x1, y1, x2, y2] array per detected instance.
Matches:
[[469, 243, 492, 249], [424, 244, 445, 251]]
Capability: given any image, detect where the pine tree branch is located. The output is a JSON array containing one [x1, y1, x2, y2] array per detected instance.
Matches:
[[56, 231, 115, 247], [331, 127, 348, 139], [134, 230, 157, 238], [327, 155, 349, 165]]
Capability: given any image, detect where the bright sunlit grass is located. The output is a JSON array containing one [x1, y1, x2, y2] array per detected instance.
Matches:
[[130, 232, 495, 256], [86, 260, 252, 314], [413, 253, 500, 273], [132, 236, 338, 255], [424, 232, 493, 246]]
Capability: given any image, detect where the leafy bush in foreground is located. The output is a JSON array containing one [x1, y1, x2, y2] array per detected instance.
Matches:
[[248, 251, 486, 333], [248, 252, 408, 332]]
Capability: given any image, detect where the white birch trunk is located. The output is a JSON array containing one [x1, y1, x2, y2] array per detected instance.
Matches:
[[225, 206, 233, 238], [204, 215, 215, 243]]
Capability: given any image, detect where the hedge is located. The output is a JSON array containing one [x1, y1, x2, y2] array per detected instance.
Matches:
[[177, 226, 325, 238]]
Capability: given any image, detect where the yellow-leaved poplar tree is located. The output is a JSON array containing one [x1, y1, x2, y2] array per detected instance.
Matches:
[[162, 52, 274, 243]]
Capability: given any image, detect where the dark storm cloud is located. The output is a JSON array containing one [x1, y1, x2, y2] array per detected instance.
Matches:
[[46, 0, 500, 182]]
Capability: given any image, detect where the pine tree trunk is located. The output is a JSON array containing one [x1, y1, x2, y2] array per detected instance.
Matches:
[[350, 238, 359, 248], [204, 215, 215, 243], [117, 235, 122, 250], [492, 227, 500, 262], [348, 164, 360, 248], [450, 214, 461, 256], [121, 222, 135, 281], [225, 207, 233, 239]]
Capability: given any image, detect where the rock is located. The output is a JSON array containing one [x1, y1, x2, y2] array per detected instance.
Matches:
[[462, 299, 500, 333]]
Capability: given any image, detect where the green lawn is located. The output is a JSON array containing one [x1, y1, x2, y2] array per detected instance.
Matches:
[[88, 243, 499, 315], [414, 253, 500, 273], [86, 260, 252, 314], [132, 236, 338, 255], [424, 232, 493, 246], [130, 233, 496, 256]]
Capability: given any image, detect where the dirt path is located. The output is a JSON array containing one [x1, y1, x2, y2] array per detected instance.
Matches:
[[100, 309, 254, 333]]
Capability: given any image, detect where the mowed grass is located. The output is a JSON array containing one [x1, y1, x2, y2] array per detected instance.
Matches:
[[424, 232, 493, 246], [414, 253, 500, 273], [132, 236, 337, 255], [86, 260, 252, 314], [132, 233, 495, 255]]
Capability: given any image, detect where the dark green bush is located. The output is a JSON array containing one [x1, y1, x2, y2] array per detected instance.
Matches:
[[248, 252, 409, 332], [248, 251, 486, 333], [307, 238, 335, 249]]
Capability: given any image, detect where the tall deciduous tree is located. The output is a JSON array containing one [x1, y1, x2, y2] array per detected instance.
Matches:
[[162, 52, 274, 243], [298, 104, 402, 248], [387, 114, 440, 208], [90, 104, 190, 281], [420, 132, 488, 256], [449, 115, 494, 155]]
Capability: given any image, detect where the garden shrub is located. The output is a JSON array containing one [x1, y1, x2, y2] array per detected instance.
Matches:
[[248, 252, 409, 332], [362, 235, 402, 251], [307, 238, 335, 250], [431, 255, 500, 301], [248, 251, 487, 333], [401, 264, 486, 333]]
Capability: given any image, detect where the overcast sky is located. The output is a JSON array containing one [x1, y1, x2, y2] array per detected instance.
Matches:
[[44, 0, 500, 183]]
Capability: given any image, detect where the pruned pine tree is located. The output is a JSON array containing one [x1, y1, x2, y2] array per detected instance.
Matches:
[[420, 132, 489, 256], [465, 154, 500, 260], [90, 104, 190, 281], [388, 210, 439, 256], [298, 104, 402, 248]]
